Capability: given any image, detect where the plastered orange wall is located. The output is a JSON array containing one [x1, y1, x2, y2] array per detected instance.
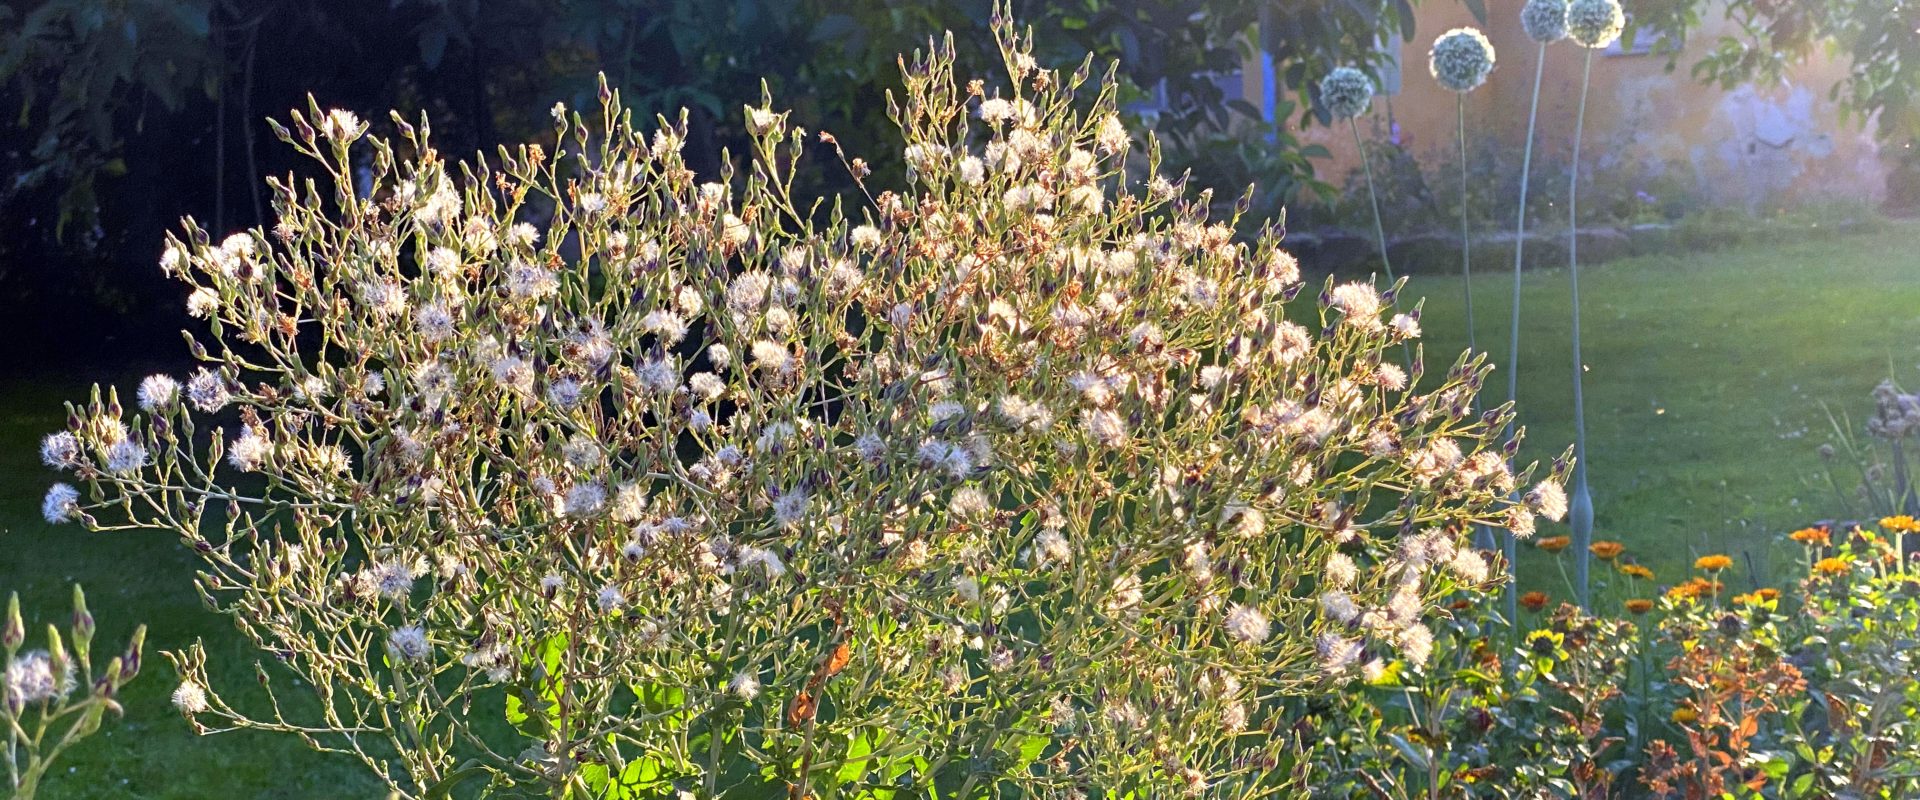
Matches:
[[1275, 1, 1887, 211]]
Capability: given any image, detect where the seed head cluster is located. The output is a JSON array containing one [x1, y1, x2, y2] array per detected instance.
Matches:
[[32, 24, 1563, 797]]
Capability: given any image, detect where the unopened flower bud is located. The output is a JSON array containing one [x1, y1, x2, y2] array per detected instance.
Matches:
[[3, 594, 22, 650]]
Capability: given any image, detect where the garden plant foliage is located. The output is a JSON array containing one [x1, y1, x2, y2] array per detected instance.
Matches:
[[32, 17, 1565, 799]]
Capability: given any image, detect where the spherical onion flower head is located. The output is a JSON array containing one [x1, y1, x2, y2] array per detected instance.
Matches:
[[1521, 0, 1570, 44], [1318, 67, 1376, 120], [1567, 0, 1625, 48], [1429, 27, 1497, 92]]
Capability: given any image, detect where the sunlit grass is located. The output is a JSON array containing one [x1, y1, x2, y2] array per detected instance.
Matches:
[[1412, 219, 1920, 592]]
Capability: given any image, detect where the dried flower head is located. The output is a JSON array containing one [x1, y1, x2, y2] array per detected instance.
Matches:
[[1430, 28, 1497, 92], [1521, 0, 1571, 43], [1566, 0, 1626, 48], [1318, 67, 1375, 120]]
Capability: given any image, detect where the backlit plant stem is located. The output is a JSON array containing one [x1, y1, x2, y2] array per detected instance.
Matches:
[[1504, 41, 1550, 624], [1457, 92, 1475, 357], [1351, 117, 1395, 281], [1569, 47, 1597, 608]]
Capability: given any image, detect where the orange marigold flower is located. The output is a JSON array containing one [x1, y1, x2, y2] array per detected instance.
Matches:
[[1789, 526, 1830, 546], [1625, 598, 1655, 614], [1617, 563, 1654, 581], [1519, 591, 1550, 611], [1589, 541, 1625, 561], [1694, 554, 1734, 571], [1536, 536, 1572, 553], [1666, 577, 1722, 602], [1881, 515, 1920, 534], [1813, 556, 1851, 576]]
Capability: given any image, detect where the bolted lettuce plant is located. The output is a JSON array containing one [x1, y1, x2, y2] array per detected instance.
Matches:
[[35, 18, 1566, 799], [1, 587, 145, 799]]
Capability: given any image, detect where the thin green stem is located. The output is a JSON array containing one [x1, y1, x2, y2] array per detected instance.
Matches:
[[1505, 42, 1549, 626], [1569, 48, 1597, 608], [1351, 117, 1395, 281], [1457, 92, 1475, 356]]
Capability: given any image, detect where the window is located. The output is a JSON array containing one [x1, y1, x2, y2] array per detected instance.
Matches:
[[1605, 15, 1682, 57]]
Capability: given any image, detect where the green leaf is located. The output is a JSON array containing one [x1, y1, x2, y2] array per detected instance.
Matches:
[[1385, 733, 1430, 772], [1461, 0, 1488, 26]]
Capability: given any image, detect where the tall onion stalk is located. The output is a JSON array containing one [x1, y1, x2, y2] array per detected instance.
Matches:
[[1508, 0, 1569, 621], [1429, 28, 1495, 353], [1564, 0, 1625, 607], [1321, 67, 1391, 280]]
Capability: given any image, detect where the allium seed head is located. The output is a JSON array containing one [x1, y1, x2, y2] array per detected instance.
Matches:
[[1521, 0, 1571, 43], [1566, 0, 1626, 48], [1318, 67, 1376, 120], [1429, 28, 1497, 92]]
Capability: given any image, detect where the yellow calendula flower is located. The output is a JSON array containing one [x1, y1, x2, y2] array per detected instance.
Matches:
[[1813, 556, 1852, 576], [1880, 515, 1920, 534], [1670, 707, 1699, 724]]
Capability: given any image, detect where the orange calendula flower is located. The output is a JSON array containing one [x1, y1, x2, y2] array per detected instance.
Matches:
[[1617, 563, 1654, 581], [1694, 554, 1734, 571], [1813, 556, 1851, 576], [1666, 577, 1723, 602], [1881, 515, 1920, 534], [1536, 536, 1572, 553], [1519, 591, 1550, 611], [1756, 587, 1779, 601], [1589, 541, 1625, 561], [1789, 526, 1830, 546], [1625, 598, 1655, 614]]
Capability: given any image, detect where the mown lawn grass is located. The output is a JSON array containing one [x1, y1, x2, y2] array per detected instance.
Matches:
[[0, 371, 381, 798], [0, 221, 1914, 795], [1409, 219, 1920, 600]]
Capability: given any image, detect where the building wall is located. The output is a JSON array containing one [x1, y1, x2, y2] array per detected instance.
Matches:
[[1276, 1, 1887, 213]]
